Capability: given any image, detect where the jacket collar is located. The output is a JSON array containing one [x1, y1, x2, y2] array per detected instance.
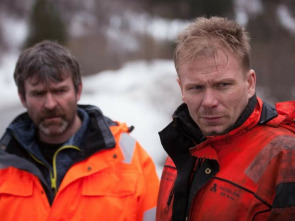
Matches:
[[224, 95, 257, 133], [264, 100, 294, 133], [78, 104, 116, 158], [159, 96, 278, 162]]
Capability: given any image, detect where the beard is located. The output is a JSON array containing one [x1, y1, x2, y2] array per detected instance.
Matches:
[[39, 119, 68, 136], [38, 109, 70, 137]]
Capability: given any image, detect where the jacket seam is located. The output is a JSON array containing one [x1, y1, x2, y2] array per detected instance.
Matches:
[[252, 208, 271, 221], [213, 176, 272, 208]]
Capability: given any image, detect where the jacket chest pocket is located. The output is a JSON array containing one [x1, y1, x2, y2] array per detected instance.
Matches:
[[0, 169, 34, 197], [82, 171, 138, 197], [0, 169, 49, 221], [77, 171, 139, 220]]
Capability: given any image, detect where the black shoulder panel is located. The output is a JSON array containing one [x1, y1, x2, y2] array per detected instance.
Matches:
[[259, 102, 278, 124]]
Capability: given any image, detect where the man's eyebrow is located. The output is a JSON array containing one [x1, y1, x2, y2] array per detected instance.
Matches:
[[28, 89, 45, 95], [53, 85, 69, 89], [212, 77, 235, 82]]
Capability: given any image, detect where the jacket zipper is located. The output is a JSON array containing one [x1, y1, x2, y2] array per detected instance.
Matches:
[[30, 145, 81, 194], [51, 145, 81, 194], [29, 153, 54, 188]]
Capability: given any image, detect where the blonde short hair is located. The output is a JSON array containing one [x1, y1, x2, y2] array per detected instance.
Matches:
[[175, 16, 251, 75]]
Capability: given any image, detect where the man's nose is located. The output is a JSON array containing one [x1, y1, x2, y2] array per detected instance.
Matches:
[[44, 93, 57, 109], [202, 89, 218, 108]]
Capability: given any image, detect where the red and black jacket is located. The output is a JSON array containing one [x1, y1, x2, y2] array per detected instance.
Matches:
[[156, 96, 295, 221]]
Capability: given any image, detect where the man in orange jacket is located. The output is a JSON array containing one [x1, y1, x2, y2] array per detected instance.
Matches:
[[0, 40, 159, 221], [156, 16, 295, 220]]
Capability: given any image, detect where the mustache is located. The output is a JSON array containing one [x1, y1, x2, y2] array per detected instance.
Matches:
[[40, 109, 64, 119]]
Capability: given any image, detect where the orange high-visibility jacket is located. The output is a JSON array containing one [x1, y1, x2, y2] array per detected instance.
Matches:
[[0, 105, 159, 221], [156, 97, 295, 221]]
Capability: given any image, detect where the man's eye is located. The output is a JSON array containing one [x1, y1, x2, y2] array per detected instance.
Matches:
[[186, 85, 204, 91], [55, 89, 67, 94], [32, 92, 44, 96], [193, 85, 204, 90], [218, 83, 230, 88]]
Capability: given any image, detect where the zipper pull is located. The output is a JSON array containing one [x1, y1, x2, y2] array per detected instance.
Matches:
[[51, 177, 57, 193]]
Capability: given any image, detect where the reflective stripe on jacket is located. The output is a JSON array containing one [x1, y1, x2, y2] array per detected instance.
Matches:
[[0, 110, 159, 221], [156, 97, 295, 221]]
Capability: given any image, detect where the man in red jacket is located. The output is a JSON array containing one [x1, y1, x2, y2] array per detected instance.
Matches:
[[156, 16, 295, 220], [0, 40, 159, 220]]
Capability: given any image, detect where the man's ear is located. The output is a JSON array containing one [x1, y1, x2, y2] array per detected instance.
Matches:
[[246, 69, 256, 99], [177, 77, 181, 88], [18, 91, 27, 108]]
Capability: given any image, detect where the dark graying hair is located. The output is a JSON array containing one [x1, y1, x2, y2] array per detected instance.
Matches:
[[175, 16, 251, 75], [14, 40, 81, 98]]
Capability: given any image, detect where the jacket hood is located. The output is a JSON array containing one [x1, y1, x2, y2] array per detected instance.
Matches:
[[266, 100, 295, 133]]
